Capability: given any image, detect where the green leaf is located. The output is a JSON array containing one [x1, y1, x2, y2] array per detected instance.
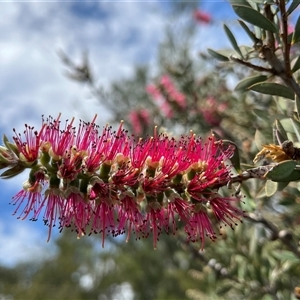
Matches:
[[238, 20, 259, 43], [265, 160, 297, 181], [292, 14, 300, 44], [277, 181, 289, 191], [291, 55, 300, 73], [280, 118, 297, 133], [207, 48, 229, 62], [249, 82, 295, 100], [223, 24, 244, 58], [295, 96, 300, 120], [272, 250, 299, 262], [0, 165, 25, 179], [254, 129, 266, 150], [232, 5, 278, 33], [235, 75, 268, 92], [287, 1, 300, 16], [265, 180, 278, 196], [2, 134, 9, 145], [253, 109, 269, 121], [290, 118, 300, 142], [229, 0, 251, 7], [276, 169, 300, 182], [223, 140, 241, 172], [275, 119, 289, 141]]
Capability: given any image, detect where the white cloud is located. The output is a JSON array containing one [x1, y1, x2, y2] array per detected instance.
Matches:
[[0, 2, 165, 133], [0, 220, 56, 267]]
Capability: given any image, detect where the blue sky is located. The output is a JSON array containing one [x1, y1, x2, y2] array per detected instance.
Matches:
[[0, 1, 239, 266]]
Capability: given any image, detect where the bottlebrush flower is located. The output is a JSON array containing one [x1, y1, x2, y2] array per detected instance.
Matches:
[[146, 75, 187, 118], [3, 114, 243, 248], [200, 97, 228, 127], [146, 84, 161, 100], [160, 75, 186, 109], [129, 109, 151, 136], [193, 9, 212, 24]]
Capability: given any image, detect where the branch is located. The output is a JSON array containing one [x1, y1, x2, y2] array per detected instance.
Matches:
[[262, 46, 300, 99], [264, 4, 276, 51], [229, 55, 274, 73], [279, 0, 291, 76]]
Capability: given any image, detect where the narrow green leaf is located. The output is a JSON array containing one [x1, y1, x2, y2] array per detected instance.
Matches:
[[229, 0, 251, 7], [272, 250, 298, 262], [252, 0, 267, 3], [280, 118, 295, 133], [287, 1, 300, 16], [217, 284, 233, 295], [239, 45, 254, 58], [0, 165, 25, 179], [2, 134, 9, 145], [275, 119, 289, 141], [265, 160, 297, 181], [207, 48, 229, 62], [265, 180, 278, 197], [238, 20, 259, 43], [295, 96, 300, 120], [254, 129, 266, 150], [277, 181, 289, 191], [232, 5, 278, 33], [253, 109, 269, 122], [276, 169, 300, 182], [223, 24, 244, 58], [249, 82, 295, 99], [292, 14, 300, 44], [5, 141, 20, 156], [290, 118, 300, 142], [223, 140, 241, 171], [235, 75, 268, 92], [256, 185, 267, 198], [291, 55, 300, 73]]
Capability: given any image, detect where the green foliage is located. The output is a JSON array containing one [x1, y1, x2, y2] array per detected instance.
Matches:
[[207, 48, 230, 62], [223, 24, 244, 58], [249, 83, 295, 100], [232, 4, 278, 33], [235, 75, 269, 92], [292, 14, 300, 44]]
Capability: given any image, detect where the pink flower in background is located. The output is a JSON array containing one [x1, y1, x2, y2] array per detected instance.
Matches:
[[171, 92, 186, 109], [129, 108, 151, 136], [146, 84, 174, 118], [5, 114, 242, 248], [146, 74, 187, 118], [193, 9, 212, 24], [200, 96, 228, 127], [160, 75, 173, 89], [146, 84, 161, 99], [147, 75, 187, 119], [160, 74, 187, 109]]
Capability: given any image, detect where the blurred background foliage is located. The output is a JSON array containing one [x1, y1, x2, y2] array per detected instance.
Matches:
[[1, 0, 300, 299]]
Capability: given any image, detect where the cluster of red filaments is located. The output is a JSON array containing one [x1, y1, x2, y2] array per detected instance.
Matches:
[[7, 114, 243, 248]]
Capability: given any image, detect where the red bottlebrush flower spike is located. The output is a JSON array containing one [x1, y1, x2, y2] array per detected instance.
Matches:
[[5, 114, 243, 248], [193, 9, 212, 24]]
